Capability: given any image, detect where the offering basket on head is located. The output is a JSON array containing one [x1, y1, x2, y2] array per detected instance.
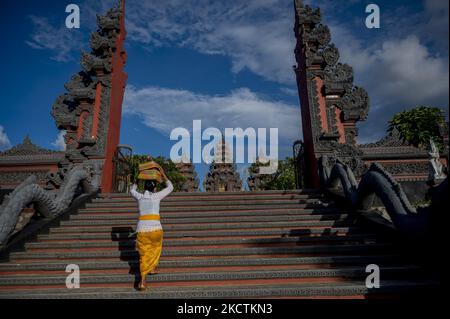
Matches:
[[137, 161, 164, 182]]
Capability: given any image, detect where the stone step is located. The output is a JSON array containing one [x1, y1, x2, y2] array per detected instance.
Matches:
[[0, 266, 422, 288], [24, 241, 378, 253], [49, 220, 354, 234], [85, 199, 324, 209], [59, 214, 352, 227], [100, 189, 320, 198], [0, 266, 428, 291], [77, 206, 332, 214], [79, 203, 327, 213], [92, 194, 322, 204], [0, 264, 387, 277], [37, 227, 363, 241], [0, 280, 439, 299], [0, 255, 402, 272], [70, 208, 344, 220], [24, 234, 378, 250], [9, 243, 393, 261]]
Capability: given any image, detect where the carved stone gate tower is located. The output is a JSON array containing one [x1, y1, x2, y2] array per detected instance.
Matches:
[[293, 0, 369, 188], [50, 0, 128, 193]]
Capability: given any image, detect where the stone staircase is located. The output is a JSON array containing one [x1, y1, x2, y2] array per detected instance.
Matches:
[[0, 190, 439, 298]]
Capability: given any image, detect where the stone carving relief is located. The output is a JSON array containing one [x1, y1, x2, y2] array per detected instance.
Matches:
[[324, 63, 354, 95], [0, 171, 49, 184], [322, 44, 339, 66], [338, 87, 369, 122]]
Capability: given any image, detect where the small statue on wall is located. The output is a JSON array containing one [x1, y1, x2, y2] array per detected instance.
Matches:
[[427, 139, 446, 185]]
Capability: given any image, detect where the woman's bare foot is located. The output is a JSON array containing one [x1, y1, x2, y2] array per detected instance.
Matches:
[[137, 283, 147, 291], [137, 277, 147, 291]]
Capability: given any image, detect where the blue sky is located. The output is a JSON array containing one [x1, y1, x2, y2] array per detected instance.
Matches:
[[0, 0, 448, 188]]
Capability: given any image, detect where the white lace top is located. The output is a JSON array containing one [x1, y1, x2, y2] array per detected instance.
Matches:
[[130, 181, 173, 233]]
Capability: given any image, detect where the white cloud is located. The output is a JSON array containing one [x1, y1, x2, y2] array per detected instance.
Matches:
[[280, 87, 298, 96], [369, 36, 448, 107], [51, 130, 67, 151], [333, 32, 449, 109], [0, 126, 11, 151], [125, 0, 296, 84], [124, 84, 301, 146], [26, 15, 83, 62], [328, 23, 449, 142]]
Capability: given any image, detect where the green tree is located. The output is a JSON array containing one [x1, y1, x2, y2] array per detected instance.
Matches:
[[129, 154, 150, 183], [130, 155, 185, 192], [388, 106, 446, 150], [249, 157, 296, 190], [152, 156, 186, 191]]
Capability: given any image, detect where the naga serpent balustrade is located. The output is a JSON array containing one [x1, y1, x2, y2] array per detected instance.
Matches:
[[318, 156, 447, 239], [0, 164, 101, 246]]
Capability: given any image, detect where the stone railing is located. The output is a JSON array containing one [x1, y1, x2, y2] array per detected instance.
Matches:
[[0, 163, 101, 247], [318, 155, 447, 239]]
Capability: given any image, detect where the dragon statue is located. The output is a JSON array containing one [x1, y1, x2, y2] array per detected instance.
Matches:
[[318, 156, 447, 240], [0, 163, 101, 247]]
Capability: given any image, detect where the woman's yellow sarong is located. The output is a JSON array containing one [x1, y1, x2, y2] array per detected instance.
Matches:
[[136, 229, 163, 277]]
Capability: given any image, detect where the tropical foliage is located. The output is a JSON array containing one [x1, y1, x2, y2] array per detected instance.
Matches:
[[248, 157, 296, 190], [388, 106, 446, 150]]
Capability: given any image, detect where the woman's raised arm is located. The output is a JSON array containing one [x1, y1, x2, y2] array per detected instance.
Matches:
[[130, 183, 143, 200]]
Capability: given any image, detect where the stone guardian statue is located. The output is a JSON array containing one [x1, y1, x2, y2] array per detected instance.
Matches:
[[427, 139, 446, 185]]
